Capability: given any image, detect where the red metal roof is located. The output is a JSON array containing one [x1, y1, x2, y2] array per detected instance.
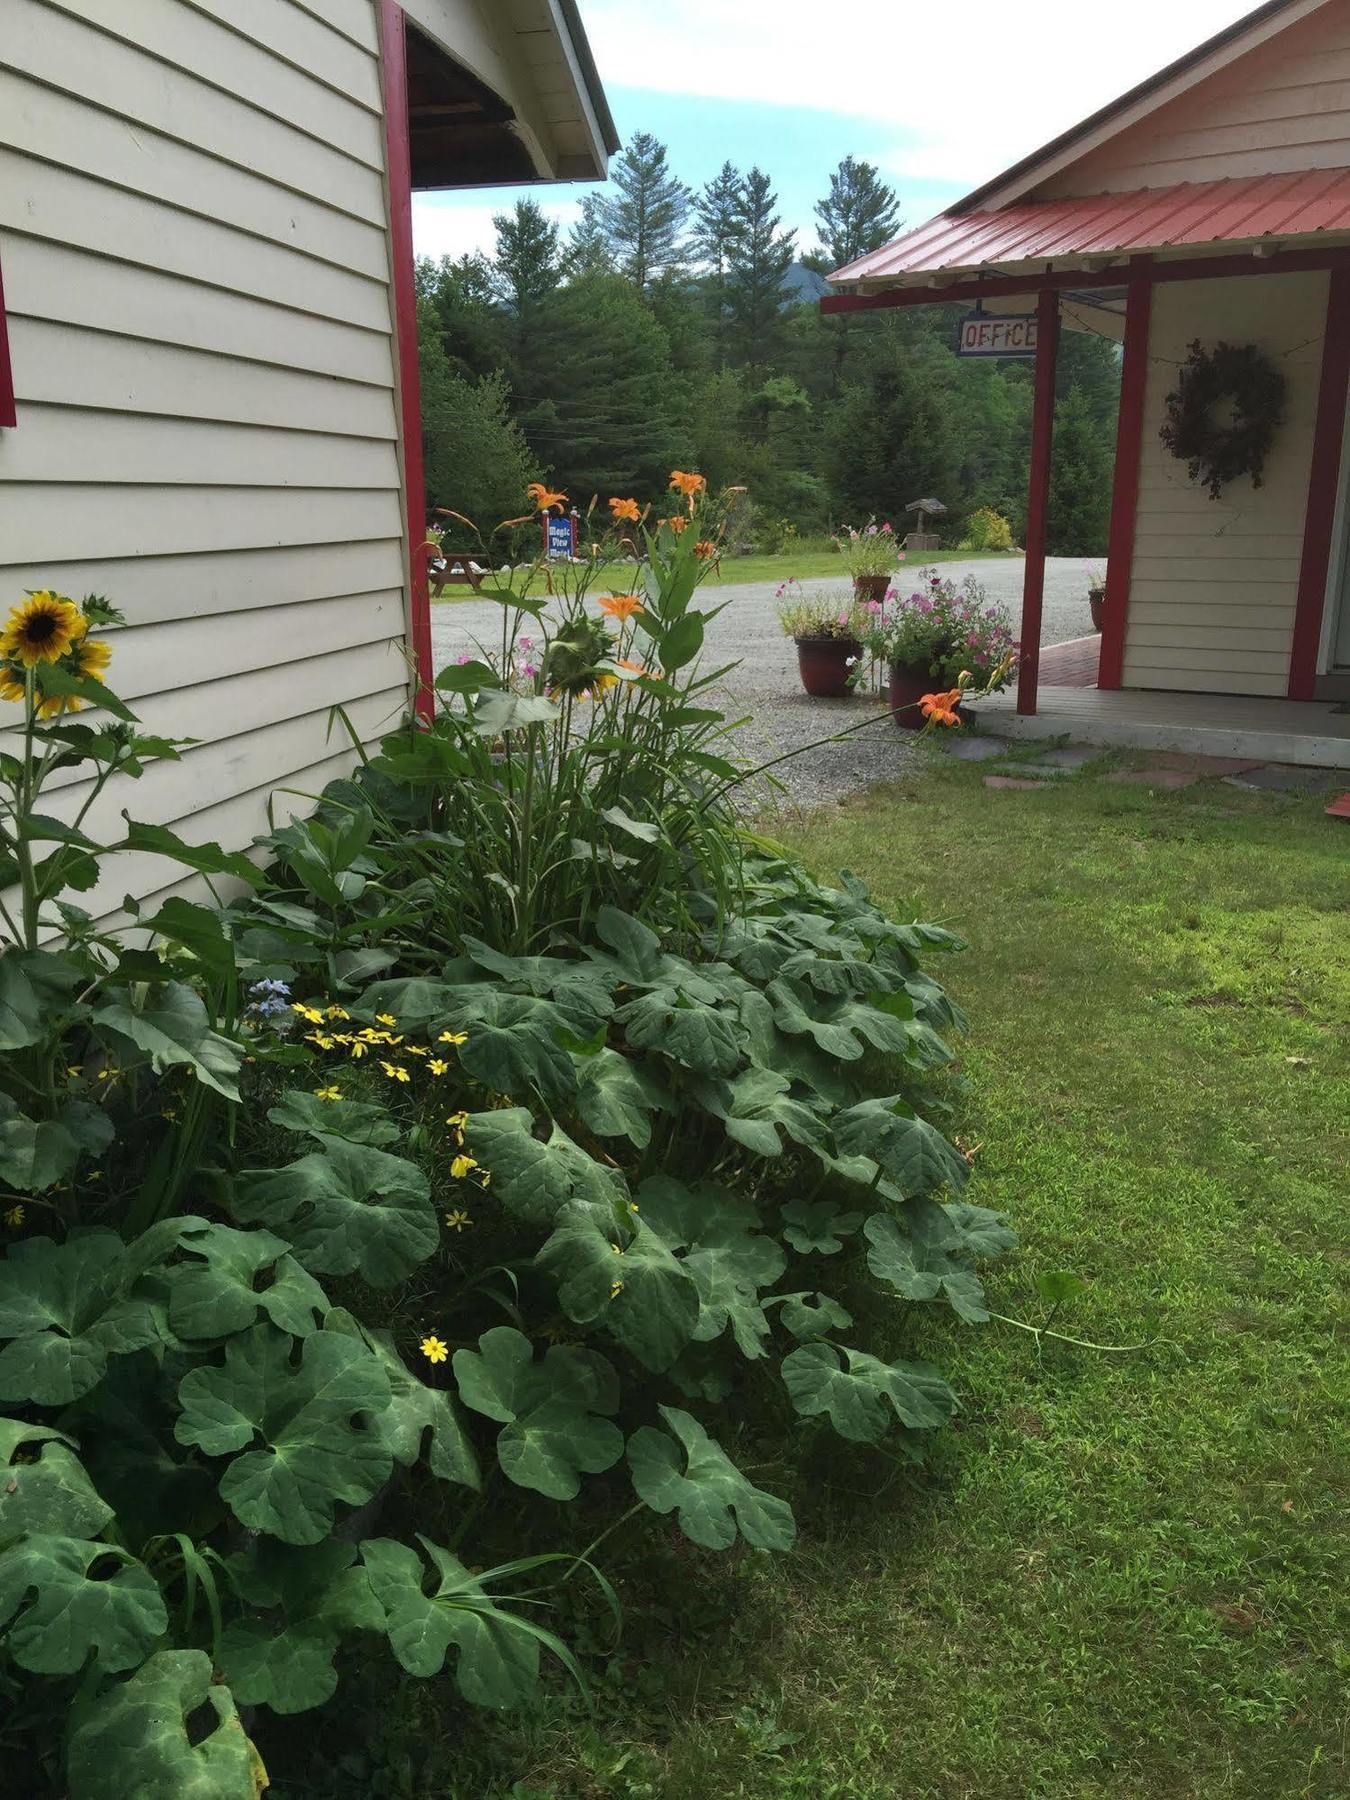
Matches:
[[832, 169, 1350, 287]]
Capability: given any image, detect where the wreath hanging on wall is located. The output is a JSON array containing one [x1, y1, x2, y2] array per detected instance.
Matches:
[[1159, 339, 1286, 501]]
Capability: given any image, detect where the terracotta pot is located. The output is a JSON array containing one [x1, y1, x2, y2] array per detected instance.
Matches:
[[795, 636, 862, 698], [1088, 587, 1107, 633], [853, 574, 891, 603], [888, 660, 952, 730]]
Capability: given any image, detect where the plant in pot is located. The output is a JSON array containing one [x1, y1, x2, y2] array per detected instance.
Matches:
[[776, 579, 868, 698], [857, 570, 1018, 729], [833, 519, 902, 601], [1087, 566, 1107, 633]]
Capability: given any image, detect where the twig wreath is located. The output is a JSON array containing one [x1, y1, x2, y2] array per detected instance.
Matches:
[[1160, 339, 1286, 500]]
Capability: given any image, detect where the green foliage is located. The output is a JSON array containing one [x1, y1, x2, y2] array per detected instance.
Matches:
[[1047, 383, 1114, 555], [67, 1651, 263, 1800], [627, 1406, 796, 1551]]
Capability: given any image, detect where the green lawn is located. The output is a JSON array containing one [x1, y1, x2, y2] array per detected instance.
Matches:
[[280, 751, 1348, 1799], [431, 547, 1014, 602]]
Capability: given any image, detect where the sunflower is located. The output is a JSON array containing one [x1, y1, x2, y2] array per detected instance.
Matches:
[[0, 592, 87, 668], [69, 636, 112, 682], [0, 667, 25, 707]]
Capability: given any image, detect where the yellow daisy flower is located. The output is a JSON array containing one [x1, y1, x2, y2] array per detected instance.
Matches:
[[326, 1005, 350, 1021], [405, 1044, 428, 1058], [4, 1205, 25, 1229], [450, 1154, 477, 1180], [315, 1085, 342, 1102], [438, 1030, 468, 1047], [292, 1004, 325, 1025], [380, 1062, 410, 1083], [444, 1209, 472, 1232], [610, 1280, 624, 1300], [428, 1059, 449, 1077], [0, 591, 87, 668], [349, 1040, 369, 1059], [375, 1013, 398, 1028], [420, 1335, 448, 1365]]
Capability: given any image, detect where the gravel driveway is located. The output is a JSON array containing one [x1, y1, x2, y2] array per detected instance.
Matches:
[[429, 557, 1098, 810]]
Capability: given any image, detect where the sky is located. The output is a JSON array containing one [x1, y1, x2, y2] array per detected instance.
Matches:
[[411, 0, 1259, 266]]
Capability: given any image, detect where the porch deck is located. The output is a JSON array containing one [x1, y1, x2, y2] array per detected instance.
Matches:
[[976, 681, 1350, 770]]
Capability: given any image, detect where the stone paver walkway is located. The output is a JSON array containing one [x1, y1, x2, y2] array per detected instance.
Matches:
[[956, 739, 1344, 799]]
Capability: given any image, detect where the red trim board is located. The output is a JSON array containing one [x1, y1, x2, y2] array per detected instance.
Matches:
[[1289, 267, 1350, 700], [1097, 262, 1153, 691], [378, 1, 433, 723], [1016, 289, 1061, 716], [820, 245, 1350, 315], [0, 246, 16, 428]]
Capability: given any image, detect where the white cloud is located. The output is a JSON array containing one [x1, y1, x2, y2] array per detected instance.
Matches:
[[412, 195, 582, 263], [579, 0, 1254, 190]]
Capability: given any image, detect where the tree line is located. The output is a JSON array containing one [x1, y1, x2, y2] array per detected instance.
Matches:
[[415, 135, 1118, 555]]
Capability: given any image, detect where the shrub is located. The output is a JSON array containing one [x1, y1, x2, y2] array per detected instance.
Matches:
[[960, 506, 1015, 552], [0, 490, 1016, 1796]]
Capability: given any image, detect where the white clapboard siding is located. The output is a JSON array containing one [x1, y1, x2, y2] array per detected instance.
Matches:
[[1040, 5, 1350, 195], [44, 0, 385, 167], [6, 154, 390, 329], [1121, 270, 1325, 695], [0, 0, 413, 910], [2, 241, 394, 386], [4, 6, 386, 224], [8, 321, 397, 442]]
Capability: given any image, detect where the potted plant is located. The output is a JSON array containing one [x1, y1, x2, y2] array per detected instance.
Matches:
[[856, 570, 1018, 729], [776, 579, 867, 698], [833, 519, 902, 601], [1087, 566, 1107, 632]]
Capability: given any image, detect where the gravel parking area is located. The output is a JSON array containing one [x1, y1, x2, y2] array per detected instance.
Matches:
[[429, 557, 1099, 810]]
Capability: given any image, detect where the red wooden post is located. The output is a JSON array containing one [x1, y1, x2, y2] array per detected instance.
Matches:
[[1016, 288, 1061, 715], [1098, 259, 1154, 690], [1289, 267, 1350, 700], [378, 2, 434, 723], [0, 247, 16, 428]]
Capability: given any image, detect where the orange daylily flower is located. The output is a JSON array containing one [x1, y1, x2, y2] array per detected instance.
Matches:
[[659, 514, 690, 535], [597, 593, 644, 620], [693, 539, 718, 560], [527, 482, 568, 514], [920, 689, 964, 728], [615, 656, 647, 675], [669, 470, 707, 500], [608, 497, 642, 523]]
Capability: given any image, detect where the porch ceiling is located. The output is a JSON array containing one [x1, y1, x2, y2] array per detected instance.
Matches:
[[831, 169, 1350, 290]]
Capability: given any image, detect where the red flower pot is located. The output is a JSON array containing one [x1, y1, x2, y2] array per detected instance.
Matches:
[[888, 660, 944, 730], [796, 636, 862, 698], [853, 575, 891, 604]]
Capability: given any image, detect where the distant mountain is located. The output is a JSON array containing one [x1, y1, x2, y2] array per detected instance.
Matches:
[[781, 261, 830, 308]]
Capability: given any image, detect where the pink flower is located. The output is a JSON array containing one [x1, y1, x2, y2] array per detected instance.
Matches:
[[456, 653, 471, 665], [866, 599, 883, 614], [881, 522, 893, 534]]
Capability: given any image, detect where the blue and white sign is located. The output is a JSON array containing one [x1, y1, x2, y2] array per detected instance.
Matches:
[[545, 515, 575, 560]]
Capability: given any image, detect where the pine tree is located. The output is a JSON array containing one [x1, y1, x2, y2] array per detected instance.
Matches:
[[417, 297, 538, 537], [591, 132, 691, 291], [691, 161, 744, 280], [814, 156, 903, 271], [561, 194, 614, 283], [491, 199, 559, 315], [1046, 385, 1113, 555], [725, 168, 796, 368]]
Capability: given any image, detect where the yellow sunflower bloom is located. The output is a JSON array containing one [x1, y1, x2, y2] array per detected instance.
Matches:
[[0, 667, 25, 707], [0, 592, 87, 669]]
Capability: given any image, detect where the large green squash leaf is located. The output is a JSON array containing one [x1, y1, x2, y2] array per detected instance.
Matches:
[[766, 977, 916, 1063], [67, 1649, 263, 1800], [452, 1326, 621, 1500], [326, 1308, 478, 1490], [769, 1292, 855, 1340], [453, 990, 580, 1107], [165, 1222, 329, 1340], [0, 1092, 112, 1194], [637, 1177, 786, 1358], [175, 1323, 393, 1544], [694, 1066, 826, 1158], [779, 1198, 863, 1256], [627, 1405, 795, 1551], [361, 1535, 542, 1709], [466, 1108, 627, 1224], [539, 1199, 699, 1372], [94, 980, 244, 1101], [0, 1230, 164, 1405], [0, 1535, 166, 1674], [831, 1095, 969, 1198], [232, 1136, 437, 1287], [0, 1419, 112, 1549], [267, 1089, 401, 1148], [0, 947, 84, 1050], [781, 1342, 958, 1442], [944, 1201, 1018, 1260], [573, 1047, 670, 1148], [617, 990, 743, 1076], [864, 1206, 991, 1324], [219, 1539, 383, 1714]]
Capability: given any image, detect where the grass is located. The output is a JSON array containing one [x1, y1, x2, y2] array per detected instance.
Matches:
[[431, 546, 1014, 602], [273, 752, 1349, 1799]]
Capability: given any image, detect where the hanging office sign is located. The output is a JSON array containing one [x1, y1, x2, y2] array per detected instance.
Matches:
[[957, 311, 1039, 359]]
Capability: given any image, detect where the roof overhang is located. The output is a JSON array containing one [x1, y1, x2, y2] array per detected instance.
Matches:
[[401, 0, 618, 191]]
